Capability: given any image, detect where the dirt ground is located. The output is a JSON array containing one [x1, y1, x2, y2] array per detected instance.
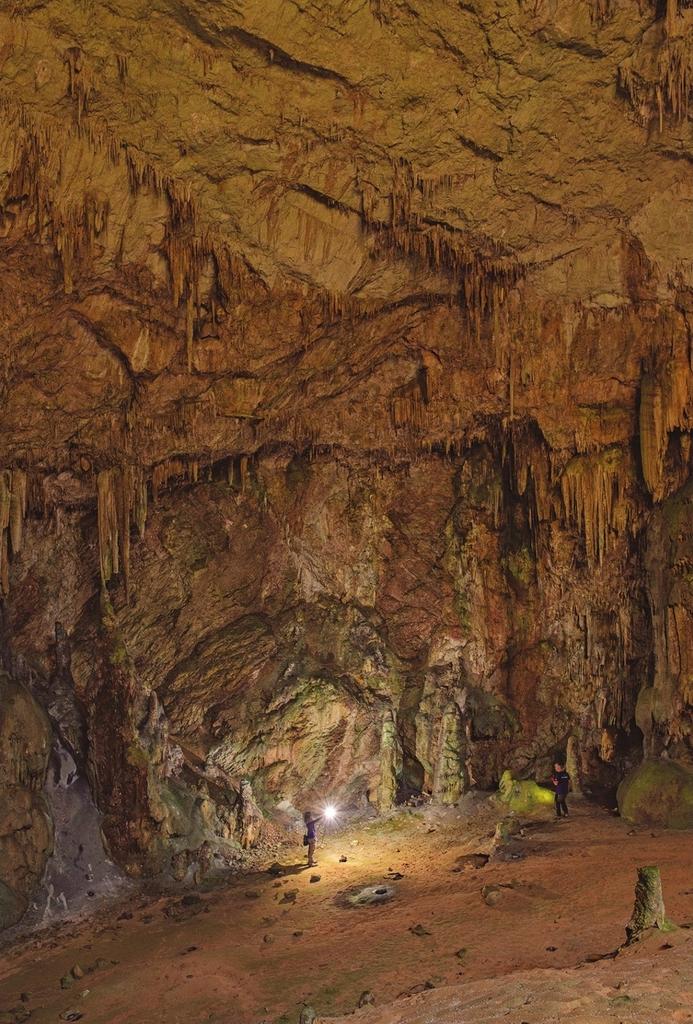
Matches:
[[1, 800, 692, 1024]]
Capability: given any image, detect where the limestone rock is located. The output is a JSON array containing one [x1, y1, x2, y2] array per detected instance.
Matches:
[[618, 759, 693, 829], [0, 0, 690, 914], [0, 673, 53, 929]]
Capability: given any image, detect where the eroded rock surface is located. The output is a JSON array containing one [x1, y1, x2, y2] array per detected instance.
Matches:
[[0, 673, 52, 928]]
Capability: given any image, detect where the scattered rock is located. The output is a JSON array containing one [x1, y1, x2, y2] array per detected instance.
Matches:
[[339, 855, 347, 863], [386, 871, 404, 880], [293, 930, 303, 937], [71, 965, 84, 980], [245, 891, 261, 899], [263, 934, 273, 944], [310, 874, 321, 883], [452, 853, 489, 873], [299, 1005, 317, 1024], [279, 889, 298, 904], [60, 975, 74, 990], [267, 862, 284, 876], [409, 923, 431, 936], [358, 990, 375, 1007], [59, 1011, 83, 1022], [398, 980, 436, 998], [455, 947, 467, 960], [546, 946, 557, 952], [347, 884, 395, 907]]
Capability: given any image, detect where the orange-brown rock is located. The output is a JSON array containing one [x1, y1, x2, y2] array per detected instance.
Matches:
[[0, 0, 691, 913]]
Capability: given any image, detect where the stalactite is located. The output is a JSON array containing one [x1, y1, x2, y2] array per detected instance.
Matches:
[[667, 0, 680, 38], [619, 10, 693, 126], [0, 472, 10, 596], [592, 0, 612, 21], [360, 162, 522, 334], [0, 469, 29, 594], [64, 46, 93, 129], [151, 456, 202, 500], [97, 468, 120, 586], [390, 370, 429, 433], [639, 361, 692, 502], [133, 469, 147, 540], [559, 447, 630, 567], [9, 469, 26, 554]]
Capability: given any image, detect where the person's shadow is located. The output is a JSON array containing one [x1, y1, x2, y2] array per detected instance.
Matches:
[[274, 862, 312, 875]]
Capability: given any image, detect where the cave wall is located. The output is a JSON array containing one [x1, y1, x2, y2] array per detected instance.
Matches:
[[0, 0, 691, 905]]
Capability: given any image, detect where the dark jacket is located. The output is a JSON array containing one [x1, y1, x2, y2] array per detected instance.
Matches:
[[551, 770, 570, 796]]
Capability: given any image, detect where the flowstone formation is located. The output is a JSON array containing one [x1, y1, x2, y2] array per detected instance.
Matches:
[[0, 0, 692, 923]]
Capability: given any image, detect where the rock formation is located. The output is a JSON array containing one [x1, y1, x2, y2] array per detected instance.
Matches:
[[0, 0, 691, 921]]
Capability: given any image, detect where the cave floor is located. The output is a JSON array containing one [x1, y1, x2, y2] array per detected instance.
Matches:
[[1, 802, 692, 1024]]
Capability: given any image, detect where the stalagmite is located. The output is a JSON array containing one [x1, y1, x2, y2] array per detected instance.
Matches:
[[377, 710, 401, 810], [433, 703, 465, 805], [625, 866, 670, 943]]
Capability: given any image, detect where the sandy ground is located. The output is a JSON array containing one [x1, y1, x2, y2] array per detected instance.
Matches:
[[1, 800, 692, 1024]]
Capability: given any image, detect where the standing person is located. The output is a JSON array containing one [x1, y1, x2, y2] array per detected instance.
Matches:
[[303, 811, 322, 867], [551, 760, 571, 818]]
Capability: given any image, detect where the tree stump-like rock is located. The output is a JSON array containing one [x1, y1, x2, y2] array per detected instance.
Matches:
[[625, 865, 668, 943]]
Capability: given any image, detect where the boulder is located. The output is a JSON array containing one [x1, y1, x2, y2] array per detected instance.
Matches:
[[617, 760, 693, 830], [496, 770, 554, 815]]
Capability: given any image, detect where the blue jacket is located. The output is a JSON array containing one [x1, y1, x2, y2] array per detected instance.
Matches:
[[552, 770, 570, 796]]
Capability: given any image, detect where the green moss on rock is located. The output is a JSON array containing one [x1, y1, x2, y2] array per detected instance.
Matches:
[[617, 759, 693, 830], [497, 769, 554, 814]]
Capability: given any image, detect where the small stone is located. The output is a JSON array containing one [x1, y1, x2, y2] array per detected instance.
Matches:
[[409, 923, 431, 936], [267, 862, 284, 876], [59, 1011, 83, 1022], [299, 1005, 316, 1024], [263, 934, 273, 944], [310, 874, 321, 883], [387, 871, 404, 880], [293, 930, 303, 937], [339, 855, 347, 863], [545, 946, 557, 952], [245, 890, 261, 899], [358, 990, 375, 1007], [20, 993, 30, 1003], [455, 947, 467, 960], [60, 975, 74, 990], [279, 889, 298, 904], [71, 965, 84, 979]]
